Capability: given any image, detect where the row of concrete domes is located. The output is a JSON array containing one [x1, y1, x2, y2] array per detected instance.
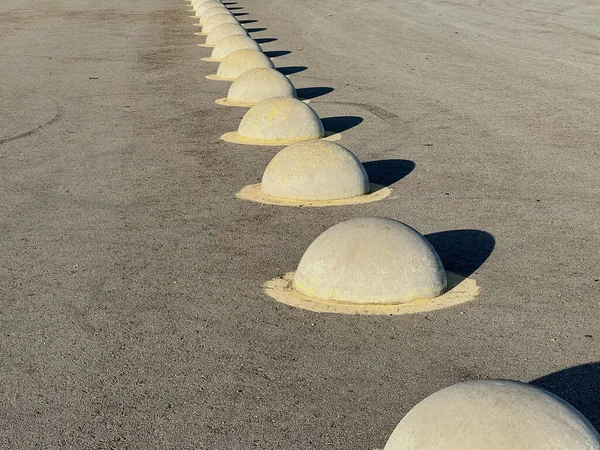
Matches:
[[185, 0, 600, 448]]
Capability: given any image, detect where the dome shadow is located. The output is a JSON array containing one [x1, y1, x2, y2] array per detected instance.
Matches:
[[531, 362, 600, 432], [295, 87, 334, 100], [362, 159, 415, 187], [277, 66, 308, 75], [264, 50, 292, 58], [425, 229, 495, 278], [255, 37, 277, 44], [321, 116, 363, 133]]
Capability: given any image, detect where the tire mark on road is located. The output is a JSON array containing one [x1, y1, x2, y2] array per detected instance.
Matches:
[[0, 109, 61, 146]]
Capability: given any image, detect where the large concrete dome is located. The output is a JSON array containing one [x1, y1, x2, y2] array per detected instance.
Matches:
[[221, 68, 296, 106], [383, 380, 600, 450], [204, 23, 247, 47], [194, 0, 221, 17], [202, 12, 238, 34], [261, 141, 369, 201], [233, 97, 324, 144], [198, 6, 229, 26], [294, 218, 447, 304], [209, 35, 261, 62], [215, 49, 274, 81]]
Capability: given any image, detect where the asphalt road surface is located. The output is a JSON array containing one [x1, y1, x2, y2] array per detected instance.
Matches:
[[1, 0, 599, 448]]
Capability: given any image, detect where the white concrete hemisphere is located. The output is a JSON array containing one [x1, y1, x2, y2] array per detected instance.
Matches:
[[261, 141, 369, 201], [193, 0, 220, 10], [226, 68, 296, 105], [211, 35, 261, 62], [192, 0, 217, 9], [205, 23, 248, 46], [236, 97, 325, 143], [293, 218, 447, 304], [202, 13, 238, 34], [194, 0, 222, 17], [193, 0, 218, 8], [383, 380, 600, 450], [216, 49, 274, 80], [198, 6, 229, 26]]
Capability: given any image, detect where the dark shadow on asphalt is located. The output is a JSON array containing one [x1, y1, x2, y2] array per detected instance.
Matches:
[[362, 159, 415, 187], [296, 87, 334, 100], [255, 37, 277, 44], [425, 229, 495, 278], [264, 50, 291, 58], [277, 66, 307, 75], [239, 19, 259, 25], [531, 363, 600, 432], [322, 116, 363, 133], [246, 27, 267, 33], [232, 12, 249, 17]]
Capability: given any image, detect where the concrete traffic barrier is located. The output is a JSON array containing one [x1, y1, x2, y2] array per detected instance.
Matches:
[[261, 141, 369, 200], [216, 68, 295, 106], [294, 217, 447, 304], [383, 380, 600, 450], [220, 97, 343, 146], [201, 13, 239, 35], [202, 35, 262, 63], [198, 23, 248, 47], [198, 5, 230, 26], [207, 49, 274, 81], [192, 0, 222, 19], [189, 0, 218, 10]]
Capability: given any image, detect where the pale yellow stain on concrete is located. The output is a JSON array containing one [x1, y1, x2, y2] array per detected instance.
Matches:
[[215, 98, 310, 107], [220, 131, 341, 146], [236, 183, 391, 207], [263, 272, 479, 315]]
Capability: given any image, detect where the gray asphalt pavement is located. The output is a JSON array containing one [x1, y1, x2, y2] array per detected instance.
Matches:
[[1, 0, 599, 448]]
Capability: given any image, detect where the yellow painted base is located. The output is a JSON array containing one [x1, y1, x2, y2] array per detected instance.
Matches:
[[236, 183, 391, 207], [264, 272, 479, 315], [206, 74, 235, 81], [220, 131, 342, 146], [215, 97, 310, 107], [201, 56, 222, 62]]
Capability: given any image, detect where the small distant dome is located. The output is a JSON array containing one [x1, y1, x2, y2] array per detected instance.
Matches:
[[192, 0, 218, 10], [194, 0, 222, 17], [225, 68, 296, 106], [236, 97, 324, 144], [294, 217, 447, 304], [198, 6, 228, 26], [261, 141, 369, 201], [216, 49, 274, 80], [202, 13, 238, 34], [205, 23, 247, 46], [384, 380, 600, 450], [211, 35, 261, 62]]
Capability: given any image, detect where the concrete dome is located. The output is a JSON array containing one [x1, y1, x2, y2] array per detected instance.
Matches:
[[198, 6, 229, 26], [207, 35, 261, 63], [224, 97, 325, 144], [202, 12, 238, 34], [218, 68, 296, 106], [191, 0, 217, 10], [383, 380, 600, 450], [203, 23, 248, 47], [294, 218, 447, 304], [261, 141, 369, 201], [215, 49, 274, 81], [194, 1, 222, 18]]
